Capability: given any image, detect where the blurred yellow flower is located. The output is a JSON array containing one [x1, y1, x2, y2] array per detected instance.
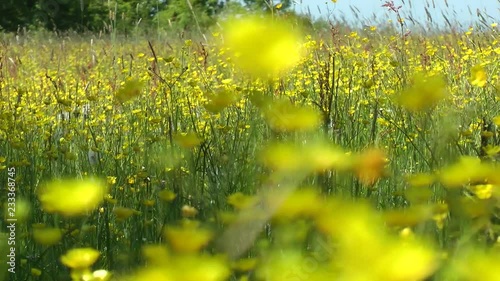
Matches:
[[263, 99, 321, 132], [164, 221, 213, 253], [223, 15, 303, 77], [92, 269, 112, 281], [440, 156, 500, 187], [406, 173, 436, 187], [38, 178, 107, 217], [174, 132, 202, 148], [469, 184, 495, 199], [115, 78, 144, 103], [303, 142, 351, 172], [181, 205, 198, 218], [449, 249, 500, 280], [31, 268, 42, 276], [259, 142, 303, 172], [60, 248, 100, 269], [127, 267, 171, 281], [142, 245, 170, 265], [374, 240, 438, 281], [227, 192, 257, 210], [493, 116, 500, 126], [231, 258, 258, 272], [470, 64, 487, 87], [158, 189, 176, 202], [352, 148, 388, 186], [317, 199, 438, 280], [113, 207, 139, 221], [204, 90, 238, 113], [256, 250, 330, 281], [171, 254, 230, 281], [268, 188, 322, 220], [396, 72, 447, 112]]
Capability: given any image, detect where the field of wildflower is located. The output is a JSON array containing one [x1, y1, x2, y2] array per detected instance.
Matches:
[[1, 3, 500, 281]]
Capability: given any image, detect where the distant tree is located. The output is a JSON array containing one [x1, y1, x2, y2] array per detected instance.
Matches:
[[0, 0, 36, 31], [103, 0, 168, 33], [0, 0, 228, 33], [0, 0, 168, 32], [154, 0, 224, 32]]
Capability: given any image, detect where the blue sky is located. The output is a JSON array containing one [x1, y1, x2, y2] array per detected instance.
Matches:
[[292, 0, 500, 29]]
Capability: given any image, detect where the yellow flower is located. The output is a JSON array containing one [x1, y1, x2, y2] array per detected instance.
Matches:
[[227, 192, 257, 210], [470, 64, 487, 87], [262, 99, 321, 132], [396, 72, 447, 112], [450, 249, 500, 280], [352, 148, 388, 186], [469, 184, 495, 199], [115, 78, 144, 103], [129, 268, 172, 281], [164, 221, 213, 253], [142, 245, 170, 265], [204, 90, 238, 113], [174, 132, 202, 148], [268, 187, 323, 220], [92, 270, 112, 281], [38, 178, 107, 217], [60, 248, 100, 269], [158, 189, 176, 202], [113, 207, 139, 221], [440, 156, 500, 187], [259, 142, 303, 173], [31, 268, 42, 276], [107, 176, 117, 185], [231, 258, 258, 272], [494, 116, 500, 126], [223, 15, 303, 77], [181, 205, 198, 218], [406, 173, 436, 187], [171, 255, 230, 281]]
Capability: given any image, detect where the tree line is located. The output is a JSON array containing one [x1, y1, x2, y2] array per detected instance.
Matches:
[[0, 0, 296, 33]]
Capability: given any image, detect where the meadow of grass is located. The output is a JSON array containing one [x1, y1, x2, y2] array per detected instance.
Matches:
[[1, 5, 500, 281]]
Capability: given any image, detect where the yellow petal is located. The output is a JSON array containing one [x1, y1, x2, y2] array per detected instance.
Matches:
[[164, 221, 213, 253], [60, 248, 100, 269], [223, 15, 302, 77], [158, 190, 176, 202], [115, 78, 144, 103], [263, 99, 321, 132], [38, 178, 107, 217], [470, 64, 487, 87], [113, 207, 138, 221], [396, 72, 447, 112]]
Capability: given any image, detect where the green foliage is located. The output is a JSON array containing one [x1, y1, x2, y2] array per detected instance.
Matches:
[[154, 0, 224, 32], [243, 0, 292, 11], [0, 0, 307, 33], [0, 0, 211, 33], [0, 0, 36, 31]]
